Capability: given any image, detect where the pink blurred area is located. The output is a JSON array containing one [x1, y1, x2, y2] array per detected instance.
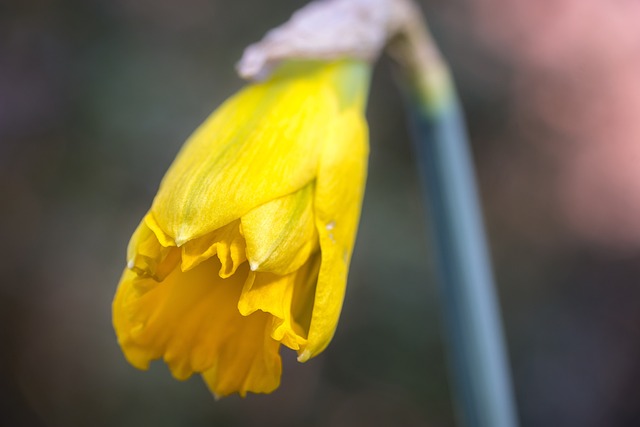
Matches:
[[473, 0, 640, 248]]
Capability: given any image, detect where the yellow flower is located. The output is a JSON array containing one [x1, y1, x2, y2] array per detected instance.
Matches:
[[112, 60, 371, 397]]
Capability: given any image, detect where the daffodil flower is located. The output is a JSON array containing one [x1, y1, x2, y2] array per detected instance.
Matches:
[[113, 60, 371, 397]]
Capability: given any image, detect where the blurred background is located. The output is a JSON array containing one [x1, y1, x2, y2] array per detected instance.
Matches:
[[2, 0, 640, 426]]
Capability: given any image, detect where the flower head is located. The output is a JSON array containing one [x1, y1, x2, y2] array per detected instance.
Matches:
[[113, 60, 370, 397]]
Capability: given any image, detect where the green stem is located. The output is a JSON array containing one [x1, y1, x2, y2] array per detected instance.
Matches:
[[388, 4, 519, 426]]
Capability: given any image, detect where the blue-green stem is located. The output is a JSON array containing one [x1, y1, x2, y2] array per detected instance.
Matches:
[[389, 7, 519, 426]]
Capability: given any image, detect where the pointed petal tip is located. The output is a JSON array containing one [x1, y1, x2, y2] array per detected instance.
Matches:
[[297, 349, 312, 363]]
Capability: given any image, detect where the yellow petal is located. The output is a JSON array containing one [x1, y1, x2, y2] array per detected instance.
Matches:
[[126, 215, 180, 281], [149, 62, 359, 245], [298, 107, 369, 362], [201, 314, 281, 398], [241, 183, 317, 275], [180, 220, 247, 278], [237, 253, 320, 351], [112, 257, 282, 396], [144, 212, 177, 248]]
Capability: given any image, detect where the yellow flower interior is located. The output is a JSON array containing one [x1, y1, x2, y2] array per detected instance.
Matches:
[[115, 211, 319, 397]]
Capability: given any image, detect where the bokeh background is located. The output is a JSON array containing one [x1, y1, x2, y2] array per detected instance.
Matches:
[[3, 0, 640, 426]]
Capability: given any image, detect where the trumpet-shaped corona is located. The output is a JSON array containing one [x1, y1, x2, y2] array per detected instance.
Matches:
[[113, 60, 371, 397]]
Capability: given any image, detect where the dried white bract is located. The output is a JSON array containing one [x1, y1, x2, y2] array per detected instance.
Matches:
[[238, 0, 414, 80]]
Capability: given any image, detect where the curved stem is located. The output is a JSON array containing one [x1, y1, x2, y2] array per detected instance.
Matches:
[[389, 2, 520, 426]]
